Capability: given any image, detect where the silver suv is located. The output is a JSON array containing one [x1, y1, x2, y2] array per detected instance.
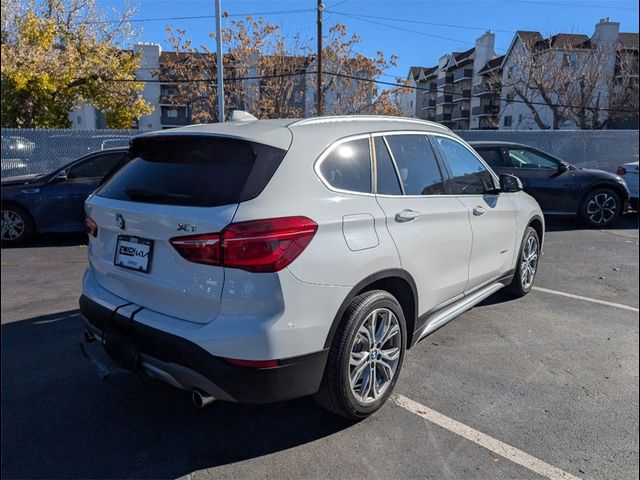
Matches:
[[80, 115, 544, 419]]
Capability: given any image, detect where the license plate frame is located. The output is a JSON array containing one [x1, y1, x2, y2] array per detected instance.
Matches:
[[114, 235, 154, 273]]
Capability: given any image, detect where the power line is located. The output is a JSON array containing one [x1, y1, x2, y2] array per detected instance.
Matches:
[[82, 8, 315, 25], [508, 0, 638, 11], [327, 10, 509, 55], [327, 10, 515, 34], [95, 70, 636, 114]]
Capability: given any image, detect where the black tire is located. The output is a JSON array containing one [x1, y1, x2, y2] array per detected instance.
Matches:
[[507, 226, 540, 298], [579, 187, 622, 228], [1, 204, 34, 244], [314, 290, 407, 420]]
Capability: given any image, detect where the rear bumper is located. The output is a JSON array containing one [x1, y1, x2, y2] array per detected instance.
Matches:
[[79, 294, 329, 403]]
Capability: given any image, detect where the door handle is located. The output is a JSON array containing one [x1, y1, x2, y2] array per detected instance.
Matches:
[[472, 206, 486, 216], [395, 209, 421, 223]]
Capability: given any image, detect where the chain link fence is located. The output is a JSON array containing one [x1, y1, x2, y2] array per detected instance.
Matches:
[[456, 130, 639, 172], [1, 129, 144, 178], [1, 127, 638, 178]]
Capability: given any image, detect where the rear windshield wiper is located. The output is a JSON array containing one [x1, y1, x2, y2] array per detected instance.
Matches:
[[124, 187, 192, 201]]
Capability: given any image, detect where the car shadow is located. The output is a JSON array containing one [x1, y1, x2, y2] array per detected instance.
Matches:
[[544, 212, 638, 232], [1, 310, 353, 479], [1, 232, 88, 249]]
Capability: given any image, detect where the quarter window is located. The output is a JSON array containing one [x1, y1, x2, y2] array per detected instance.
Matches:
[[374, 137, 402, 195], [435, 137, 495, 195], [384, 134, 445, 196], [319, 138, 372, 193]]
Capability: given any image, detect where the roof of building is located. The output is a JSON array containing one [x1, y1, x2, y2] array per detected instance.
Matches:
[[534, 33, 591, 50], [619, 32, 639, 50], [478, 55, 505, 75], [408, 66, 423, 80], [453, 47, 475, 63]]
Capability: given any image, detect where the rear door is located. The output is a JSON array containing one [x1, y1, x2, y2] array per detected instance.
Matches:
[[373, 133, 472, 316], [433, 136, 517, 291], [86, 135, 288, 324]]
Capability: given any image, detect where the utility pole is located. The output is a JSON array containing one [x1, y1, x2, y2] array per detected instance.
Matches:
[[215, 0, 225, 122], [316, 0, 324, 116]]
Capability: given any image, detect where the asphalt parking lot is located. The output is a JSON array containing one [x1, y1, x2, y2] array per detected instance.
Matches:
[[1, 215, 638, 480]]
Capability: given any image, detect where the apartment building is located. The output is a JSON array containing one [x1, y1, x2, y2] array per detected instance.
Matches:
[[403, 19, 638, 130], [401, 31, 497, 129]]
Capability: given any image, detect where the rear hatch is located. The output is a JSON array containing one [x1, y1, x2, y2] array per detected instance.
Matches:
[[85, 133, 289, 324]]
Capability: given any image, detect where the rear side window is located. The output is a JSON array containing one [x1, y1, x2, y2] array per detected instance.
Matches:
[[97, 136, 286, 207], [476, 148, 506, 168], [384, 134, 445, 195], [68, 153, 126, 179], [374, 137, 402, 195], [435, 137, 495, 195], [319, 138, 372, 193]]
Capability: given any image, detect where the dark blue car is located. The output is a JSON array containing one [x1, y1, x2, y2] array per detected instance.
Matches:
[[1, 148, 129, 243]]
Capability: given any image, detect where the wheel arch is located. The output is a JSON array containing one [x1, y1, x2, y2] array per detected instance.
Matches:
[[323, 269, 419, 350], [1, 200, 37, 233], [528, 215, 544, 249]]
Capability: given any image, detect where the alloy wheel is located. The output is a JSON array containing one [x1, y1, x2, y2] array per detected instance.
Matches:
[[1, 209, 25, 241], [348, 307, 402, 405], [520, 234, 538, 290], [586, 192, 617, 225]]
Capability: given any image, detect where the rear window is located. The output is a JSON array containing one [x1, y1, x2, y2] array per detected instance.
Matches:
[[97, 136, 287, 207]]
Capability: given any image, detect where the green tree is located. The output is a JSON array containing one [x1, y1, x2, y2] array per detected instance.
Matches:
[[1, 0, 153, 128]]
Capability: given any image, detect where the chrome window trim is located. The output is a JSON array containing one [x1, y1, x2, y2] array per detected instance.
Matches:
[[313, 133, 376, 197], [313, 129, 499, 198]]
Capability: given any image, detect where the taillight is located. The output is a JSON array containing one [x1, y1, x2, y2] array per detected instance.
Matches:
[[85, 215, 98, 237], [170, 233, 222, 266], [617, 166, 626, 175], [170, 216, 317, 272]]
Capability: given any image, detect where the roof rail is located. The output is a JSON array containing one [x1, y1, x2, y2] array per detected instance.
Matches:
[[289, 115, 452, 132]]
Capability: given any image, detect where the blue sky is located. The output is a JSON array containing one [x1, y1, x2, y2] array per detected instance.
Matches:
[[107, 0, 639, 79]]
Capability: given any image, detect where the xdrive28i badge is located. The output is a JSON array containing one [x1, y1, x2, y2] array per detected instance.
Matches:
[[115, 213, 126, 230]]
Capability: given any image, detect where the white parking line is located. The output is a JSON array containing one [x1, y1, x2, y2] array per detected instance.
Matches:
[[533, 286, 639, 312], [395, 394, 581, 480]]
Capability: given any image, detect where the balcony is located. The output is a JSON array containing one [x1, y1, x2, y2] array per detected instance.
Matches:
[[436, 113, 452, 122], [436, 94, 453, 105], [453, 69, 473, 83], [473, 83, 500, 96], [451, 108, 471, 121], [422, 97, 436, 107], [452, 89, 471, 102], [437, 75, 453, 87], [423, 82, 438, 92], [471, 105, 500, 116]]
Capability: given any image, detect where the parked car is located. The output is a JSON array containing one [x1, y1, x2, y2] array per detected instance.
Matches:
[[1, 147, 129, 243], [617, 161, 639, 211], [80, 115, 544, 419], [469, 141, 630, 227]]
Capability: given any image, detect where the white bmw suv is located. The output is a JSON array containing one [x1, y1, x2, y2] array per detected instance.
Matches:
[[80, 115, 544, 419]]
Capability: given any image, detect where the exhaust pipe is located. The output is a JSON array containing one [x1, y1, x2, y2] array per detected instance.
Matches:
[[192, 390, 216, 408]]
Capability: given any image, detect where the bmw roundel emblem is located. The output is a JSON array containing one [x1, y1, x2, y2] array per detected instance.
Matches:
[[116, 213, 126, 230]]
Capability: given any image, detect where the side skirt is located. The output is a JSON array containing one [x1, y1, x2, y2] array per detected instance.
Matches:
[[412, 281, 507, 346]]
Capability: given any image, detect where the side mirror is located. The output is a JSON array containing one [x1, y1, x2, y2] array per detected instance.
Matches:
[[558, 162, 570, 173], [499, 174, 523, 193], [50, 169, 68, 183]]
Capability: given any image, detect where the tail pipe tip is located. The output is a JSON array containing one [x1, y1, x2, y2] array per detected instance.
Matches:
[[192, 390, 216, 408]]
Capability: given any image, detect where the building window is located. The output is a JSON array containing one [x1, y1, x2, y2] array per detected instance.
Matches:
[[563, 53, 577, 68], [518, 114, 523, 123], [507, 66, 515, 79], [504, 115, 513, 127], [410, 100, 413, 108], [77, 115, 82, 125], [167, 109, 178, 118], [336, 92, 342, 102]]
